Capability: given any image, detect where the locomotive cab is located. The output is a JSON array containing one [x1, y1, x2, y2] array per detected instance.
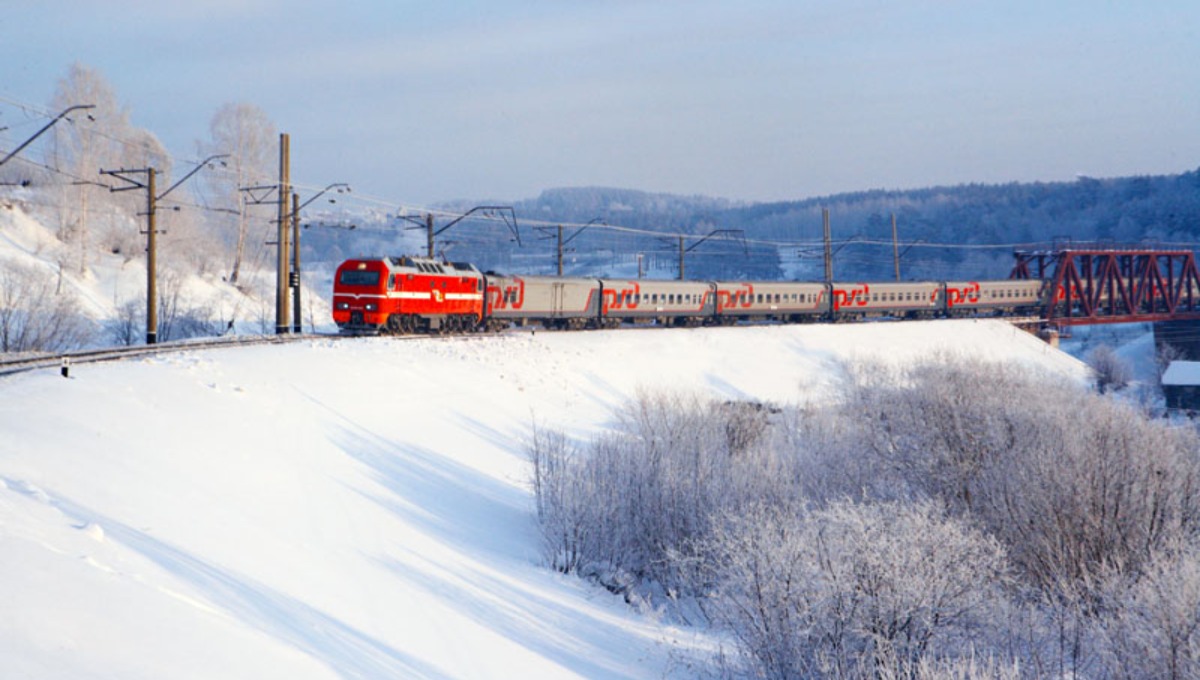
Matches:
[[332, 256, 485, 334]]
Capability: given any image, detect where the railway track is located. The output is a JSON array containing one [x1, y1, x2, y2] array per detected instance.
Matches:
[[0, 333, 338, 378], [0, 329, 514, 379]]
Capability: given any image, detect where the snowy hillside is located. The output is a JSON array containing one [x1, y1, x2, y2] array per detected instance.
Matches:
[[0, 321, 1085, 678], [0, 200, 334, 346]]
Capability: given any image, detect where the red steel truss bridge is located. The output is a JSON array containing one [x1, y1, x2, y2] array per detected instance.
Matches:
[[1010, 245, 1200, 325]]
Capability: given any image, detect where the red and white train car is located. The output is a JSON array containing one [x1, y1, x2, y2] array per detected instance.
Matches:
[[713, 281, 827, 324], [484, 275, 601, 330], [598, 279, 717, 327], [943, 279, 1043, 317], [829, 281, 941, 320], [332, 256, 484, 333]]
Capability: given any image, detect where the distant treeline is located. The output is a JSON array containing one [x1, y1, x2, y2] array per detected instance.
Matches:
[[306, 169, 1200, 282]]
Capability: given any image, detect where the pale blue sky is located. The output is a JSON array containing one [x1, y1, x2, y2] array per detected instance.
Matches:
[[3, 0, 1198, 204]]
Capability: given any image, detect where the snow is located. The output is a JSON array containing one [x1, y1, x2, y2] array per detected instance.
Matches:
[[1162, 361, 1200, 386], [0, 319, 1087, 678], [0, 201, 333, 340], [0, 196, 1099, 678]]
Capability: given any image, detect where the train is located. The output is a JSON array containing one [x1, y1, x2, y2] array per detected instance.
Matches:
[[331, 255, 1047, 334]]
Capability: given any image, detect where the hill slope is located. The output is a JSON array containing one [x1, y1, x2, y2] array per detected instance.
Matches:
[[0, 323, 1085, 678]]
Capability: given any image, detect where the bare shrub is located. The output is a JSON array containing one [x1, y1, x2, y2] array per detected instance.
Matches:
[[1097, 542, 1200, 679], [971, 393, 1200, 591], [692, 501, 1008, 679], [1088, 343, 1133, 394], [528, 392, 796, 589], [105, 298, 142, 346], [0, 258, 93, 352], [527, 425, 598, 573], [837, 358, 1200, 592]]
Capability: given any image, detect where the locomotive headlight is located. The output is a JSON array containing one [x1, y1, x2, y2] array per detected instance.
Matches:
[[335, 302, 350, 310], [365, 303, 377, 311]]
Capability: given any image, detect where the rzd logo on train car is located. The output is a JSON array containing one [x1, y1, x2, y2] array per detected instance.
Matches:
[[488, 278, 525, 310], [832, 284, 870, 311], [602, 282, 640, 313], [715, 283, 754, 311], [946, 282, 980, 308]]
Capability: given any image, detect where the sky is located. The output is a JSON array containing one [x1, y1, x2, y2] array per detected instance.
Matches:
[[2, 0, 1198, 207]]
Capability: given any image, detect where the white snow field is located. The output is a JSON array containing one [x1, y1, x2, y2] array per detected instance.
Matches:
[[0, 321, 1086, 679]]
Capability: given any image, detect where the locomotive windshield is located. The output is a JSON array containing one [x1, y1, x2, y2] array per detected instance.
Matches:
[[339, 270, 381, 286]]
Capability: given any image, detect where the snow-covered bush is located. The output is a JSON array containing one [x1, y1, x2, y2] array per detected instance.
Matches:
[[1097, 541, 1200, 679], [528, 392, 796, 586], [530, 358, 1200, 679], [837, 358, 1200, 591], [0, 257, 93, 352], [691, 501, 1008, 679], [1087, 343, 1133, 394]]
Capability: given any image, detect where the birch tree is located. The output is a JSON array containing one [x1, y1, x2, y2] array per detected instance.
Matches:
[[197, 103, 276, 285], [48, 62, 130, 275]]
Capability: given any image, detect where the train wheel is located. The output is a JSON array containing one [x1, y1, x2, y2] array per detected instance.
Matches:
[[385, 315, 404, 335]]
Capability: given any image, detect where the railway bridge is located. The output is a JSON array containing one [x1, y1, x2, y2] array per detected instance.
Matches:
[[1009, 246, 1200, 358]]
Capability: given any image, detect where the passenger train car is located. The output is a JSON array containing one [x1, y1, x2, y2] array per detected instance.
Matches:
[[332, 255, 1048, 334]]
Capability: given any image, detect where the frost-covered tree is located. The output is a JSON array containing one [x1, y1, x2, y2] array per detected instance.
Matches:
[[693, 501, 1008, 679], [197, 102, 276, 285], [48, 63, 131, 275]]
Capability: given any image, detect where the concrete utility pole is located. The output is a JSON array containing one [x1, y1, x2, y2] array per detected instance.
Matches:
[[412, 207, 520, 260], [823, 208, 832, 283], [536, 217, 602, 276], [275, 133, 291, 335], [891, 212, 901, 281], [146, 169, 158, 344], [427, 213, 435, 258], [556, 225, 564, 276], [101, 154, 227, 344], [678, 235, 686, 280], [291, 192, 302, 333]]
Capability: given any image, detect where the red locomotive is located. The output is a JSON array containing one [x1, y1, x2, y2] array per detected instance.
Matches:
[[332, 256, 484, 333]]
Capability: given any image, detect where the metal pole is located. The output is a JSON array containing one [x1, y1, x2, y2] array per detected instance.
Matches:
[[426, 213, 435, 258], [146, 168, 157, 345], [678, 235, 685, 280], [276, 133, 290, 334], [292, 192, 302, 333], [823, 208, 832, 284], [557, 225, 564, 276], [892, 212, 901, 281]]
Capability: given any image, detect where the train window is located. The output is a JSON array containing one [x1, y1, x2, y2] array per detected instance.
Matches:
[[388, 275, 396, 289], [338, 270, 380, 286]]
